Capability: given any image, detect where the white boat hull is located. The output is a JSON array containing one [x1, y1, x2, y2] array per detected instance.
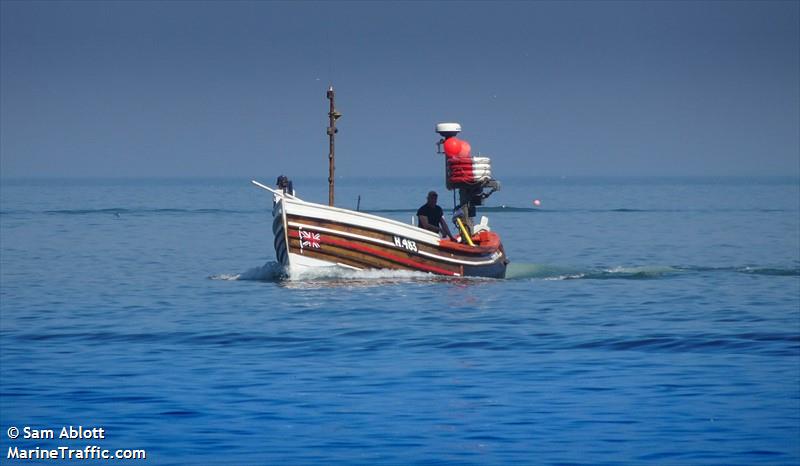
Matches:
[[256, 181, 508, 279]]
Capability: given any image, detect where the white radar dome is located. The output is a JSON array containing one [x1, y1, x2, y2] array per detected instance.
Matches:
[[435, 123, 461, 138]]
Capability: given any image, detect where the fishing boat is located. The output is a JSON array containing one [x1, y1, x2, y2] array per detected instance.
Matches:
[[252, 87, 508, 278]]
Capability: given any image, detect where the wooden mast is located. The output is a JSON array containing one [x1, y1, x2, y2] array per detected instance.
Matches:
[[326, 86, 341, 206]]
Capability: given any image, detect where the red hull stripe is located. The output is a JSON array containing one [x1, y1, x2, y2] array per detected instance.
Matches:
[[289, 230, 459, 276]]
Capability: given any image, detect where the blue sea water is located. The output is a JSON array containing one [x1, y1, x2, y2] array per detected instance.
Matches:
[[1, 176, 798, 465]]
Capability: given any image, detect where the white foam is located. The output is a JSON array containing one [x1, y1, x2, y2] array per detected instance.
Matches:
[[210, 261, 285, 281], [603, 265, 679, 275], [211, 262, 443, 283]]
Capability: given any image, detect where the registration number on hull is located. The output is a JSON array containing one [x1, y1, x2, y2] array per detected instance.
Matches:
[[393, 236, 418, 252]]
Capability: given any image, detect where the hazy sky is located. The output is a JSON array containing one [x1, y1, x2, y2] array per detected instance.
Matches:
[[1, 0, 798, 179]]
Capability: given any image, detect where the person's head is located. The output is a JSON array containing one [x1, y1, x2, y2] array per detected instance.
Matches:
[[277, 175, 288, 188], [426, 190, 438, 206]]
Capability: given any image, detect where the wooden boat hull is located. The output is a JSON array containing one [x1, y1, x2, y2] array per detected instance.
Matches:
[[270, 191, 507, 278]]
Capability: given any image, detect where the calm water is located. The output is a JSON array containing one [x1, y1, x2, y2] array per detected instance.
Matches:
[[1, 176, 798, 465]]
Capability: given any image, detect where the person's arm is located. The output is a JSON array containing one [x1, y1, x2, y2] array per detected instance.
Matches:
[[419, 215, 439, 233], [439, 218, 455, 240]]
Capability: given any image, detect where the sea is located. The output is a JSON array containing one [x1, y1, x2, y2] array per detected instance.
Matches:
[[1, 176, 798, 465]]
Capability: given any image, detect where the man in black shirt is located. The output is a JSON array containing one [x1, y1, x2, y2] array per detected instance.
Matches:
[[417, 191, 455, 240], [276, 175, 294, 195]]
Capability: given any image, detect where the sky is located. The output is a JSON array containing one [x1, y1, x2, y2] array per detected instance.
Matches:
[[1, 0, 798, 179]]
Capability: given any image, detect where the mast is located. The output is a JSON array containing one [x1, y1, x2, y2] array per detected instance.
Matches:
[[326, 85, 342, 206]]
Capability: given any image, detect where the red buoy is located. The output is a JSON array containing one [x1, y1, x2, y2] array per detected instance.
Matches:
[[458, 141, 471, 157], [443, 138, 462, 157]]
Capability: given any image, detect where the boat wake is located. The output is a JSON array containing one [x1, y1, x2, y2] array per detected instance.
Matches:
[[505, 263, 800, 280], [210, 261, 438, 284], [210, 262, 285, 282], [505, 263, 682, 280], [211, 262, 798, 283]]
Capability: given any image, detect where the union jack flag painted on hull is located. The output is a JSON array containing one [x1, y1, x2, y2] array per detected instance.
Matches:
[[300, 230, 321, 249]]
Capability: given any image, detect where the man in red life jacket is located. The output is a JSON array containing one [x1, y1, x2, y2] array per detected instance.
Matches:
[[417, 191, 455, 240]]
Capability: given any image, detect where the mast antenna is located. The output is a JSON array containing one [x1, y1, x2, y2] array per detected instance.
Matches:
[[326, 85, 342, 206]]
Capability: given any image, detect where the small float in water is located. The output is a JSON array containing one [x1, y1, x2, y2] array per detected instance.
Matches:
[[252, 86, 509, 278]]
